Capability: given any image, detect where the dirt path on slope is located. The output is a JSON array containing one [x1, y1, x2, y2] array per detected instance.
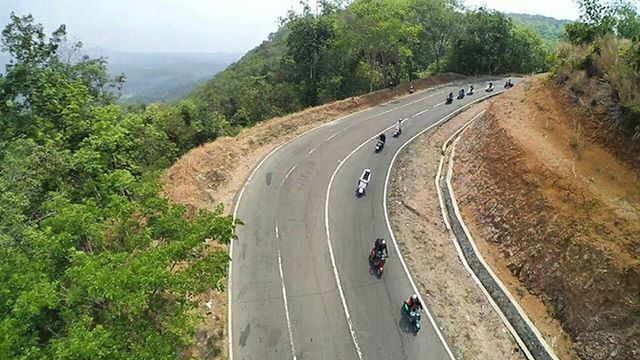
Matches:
[[453, 76, 639, 360], [388, 102, 525, 360], [162, 74, 464, 359]]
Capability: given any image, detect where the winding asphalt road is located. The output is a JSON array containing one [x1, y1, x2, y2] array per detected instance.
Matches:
[[231, 80, 511, 359]]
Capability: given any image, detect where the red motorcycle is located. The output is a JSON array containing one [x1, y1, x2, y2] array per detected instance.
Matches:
[[369, 248, 387, 277]]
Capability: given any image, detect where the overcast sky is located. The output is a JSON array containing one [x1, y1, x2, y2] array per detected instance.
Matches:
[[0, 0, 584, 54]]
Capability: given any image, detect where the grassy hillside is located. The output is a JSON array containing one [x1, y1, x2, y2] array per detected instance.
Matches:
[[507, 13, 571, 48]]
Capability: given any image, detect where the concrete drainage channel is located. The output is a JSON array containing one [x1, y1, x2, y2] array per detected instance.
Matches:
[[436, 109, 559, 360]]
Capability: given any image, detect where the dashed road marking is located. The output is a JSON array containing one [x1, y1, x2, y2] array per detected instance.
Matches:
[[281, 164, 297, 186]]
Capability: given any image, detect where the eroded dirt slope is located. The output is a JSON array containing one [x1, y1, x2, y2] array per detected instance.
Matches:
[[454, 76, 640, 360]]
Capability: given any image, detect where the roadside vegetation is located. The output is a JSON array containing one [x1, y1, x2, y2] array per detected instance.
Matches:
[[554, 0, 640, 146], [0, 14, 236, 359]]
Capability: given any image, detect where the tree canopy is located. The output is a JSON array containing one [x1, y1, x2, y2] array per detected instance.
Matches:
[[190, 0, 552, 129], [0, 13, 235, 359]]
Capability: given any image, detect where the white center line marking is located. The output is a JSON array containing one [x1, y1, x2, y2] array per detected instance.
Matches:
[[275, 225, 297, 360], [410, 108, 430, 118], [433, 101, 446, 108], [326, 133, 339, 141], [307, 148, 316, 155], [281, 164, 297, 186]]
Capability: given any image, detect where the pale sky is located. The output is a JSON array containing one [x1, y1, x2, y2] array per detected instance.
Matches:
[[0, 0, 585, 54]]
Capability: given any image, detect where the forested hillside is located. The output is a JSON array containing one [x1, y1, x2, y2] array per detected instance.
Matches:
[[190, 0, 551, 130], [507, 13, 571, 48]]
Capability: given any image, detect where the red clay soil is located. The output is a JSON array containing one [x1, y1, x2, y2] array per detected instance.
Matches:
[[453, 75, 640, 360]]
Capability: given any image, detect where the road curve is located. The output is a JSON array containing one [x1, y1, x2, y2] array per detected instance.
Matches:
[[231, 80, 511, 359]]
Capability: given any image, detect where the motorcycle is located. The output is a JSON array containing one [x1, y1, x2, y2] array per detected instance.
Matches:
[[485, 84, 494, 92], [504, 80, 514, 88], [393, 126, 402, 138], [467, 86, 474, 96], [356, 169, 371, 197], [445, 95, 454, 104], [457, 89, 465, 100], [409, 84, 414, 94], [369, 248, 387, 277], [375, 139, 385, 153], [402, 302, 422, 333]]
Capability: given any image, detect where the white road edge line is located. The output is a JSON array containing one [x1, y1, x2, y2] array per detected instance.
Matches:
[[228, 81, 472, 360], [275, 225, 298, 360], [281, 164, 297, 186], [382, 93, 505, 360]]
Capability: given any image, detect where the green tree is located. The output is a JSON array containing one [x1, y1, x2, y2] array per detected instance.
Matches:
[[412, 0, 462, 74], [0, 14, 237, 359], [284, 0, 335, 106], [340, 0, 420, 91], [447, 8, 513, 74]]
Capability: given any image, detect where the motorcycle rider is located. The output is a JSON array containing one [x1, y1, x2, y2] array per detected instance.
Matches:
[[458, 88, 465, 98], [406, 294, 422, 312], [374, 238, 389, 258], [446, 92, 454, 102], [394, 118, 404, 135], [378, 132, 386, 143], [468, 85, 474, 94], [485, 81, 493, 91]]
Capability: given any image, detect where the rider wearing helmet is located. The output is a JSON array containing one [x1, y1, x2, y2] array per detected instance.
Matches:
[[406, 294, 422, 312], [378, 132, 386, 143], [374, 238, 389, 257]]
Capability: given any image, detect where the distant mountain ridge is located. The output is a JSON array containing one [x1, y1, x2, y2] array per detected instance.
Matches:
[[83, 48, 241, 103], [0, 48, 241, 104]]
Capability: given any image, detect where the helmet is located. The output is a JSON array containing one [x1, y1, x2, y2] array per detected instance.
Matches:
[[411, 294, 418, 301], [381, 240, 386, 245]]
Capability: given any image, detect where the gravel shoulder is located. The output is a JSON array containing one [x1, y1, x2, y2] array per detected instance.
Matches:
[[388, 101, 525, 360]]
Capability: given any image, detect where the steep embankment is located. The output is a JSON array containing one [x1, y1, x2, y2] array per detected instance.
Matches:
[[453, 76, 640, 359]]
